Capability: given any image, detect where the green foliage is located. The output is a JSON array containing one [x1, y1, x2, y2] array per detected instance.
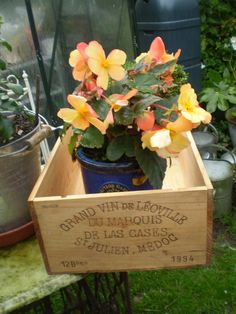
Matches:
[[0, 79, 26, 142], [200, 0, 236, 116], [106, 135, 135, 161], [134, 140, 167, 189], [200, 69, 236, 112], [91, 98, 110, 120], [200, 0, 236, 83], [0, 16, 31, 144], [0, 16, 12, 71], [79, 125, 104, 148]]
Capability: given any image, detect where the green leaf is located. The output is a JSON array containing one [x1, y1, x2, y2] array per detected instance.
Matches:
[[0, 116, 13, 140], [134, 73, 158, 87], [218, 95, 229, 111], [124, 136, 135, 157], [106, 135, 135, 161], [0, 59, 6, 70], [226, 95, 236, 105], [91, 99, 109, 120], [1, 94, 9, 101], [149, 59, 177, 76], [68, 133, 79, 155], [135, 141, 167, 189], [154, 108, 166, 124], [134, 95, 162, 116], [114, 107, 134, 125], [0, 99, 20, 112], [80, 125, 104, 148], [106, 81, 124, 94], [6, 83, 24, 95], [223, 67, 231, 80], [0, 38, 12, 51], [206, 93, 219, 112], [207, 70, 221, 83], [106, 136, 125, 161]]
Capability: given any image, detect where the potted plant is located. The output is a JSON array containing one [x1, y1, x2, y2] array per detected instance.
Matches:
[[57, 37, 212, 193], [0, 19, 50, 246]]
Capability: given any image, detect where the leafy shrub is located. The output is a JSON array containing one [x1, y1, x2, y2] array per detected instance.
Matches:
[[200, 0, 236, 83]]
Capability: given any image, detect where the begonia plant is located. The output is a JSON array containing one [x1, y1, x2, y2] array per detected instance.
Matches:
[[58, 37, 211, 188]]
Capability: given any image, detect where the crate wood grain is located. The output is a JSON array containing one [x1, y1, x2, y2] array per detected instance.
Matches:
[[29, 131, 213, 274]]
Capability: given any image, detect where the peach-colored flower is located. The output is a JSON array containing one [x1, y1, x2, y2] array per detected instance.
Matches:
[[104, 89, 138, 125], [136, 37, 181, 70], [109, 89, 138, 112], [86, 41, 127, 90], [69, 42, 91, 81], [178, 84, 212, 124], [57, 94, 107, 134], [141, 127, 190, 158]]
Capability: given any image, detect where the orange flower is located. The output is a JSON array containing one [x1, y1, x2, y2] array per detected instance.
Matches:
[[57, 95, 107, 134], [178, 84, 212, 124], [69, 42, 91, 81], [136, 111, 155, 131], [167, 115, 200, 133], [86, 41, 127, 90]]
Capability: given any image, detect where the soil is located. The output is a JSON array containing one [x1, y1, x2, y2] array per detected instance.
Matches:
[[0, 113, 37, 147]]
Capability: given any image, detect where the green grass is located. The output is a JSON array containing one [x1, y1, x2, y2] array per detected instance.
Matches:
[[129, 212, 236, 314]]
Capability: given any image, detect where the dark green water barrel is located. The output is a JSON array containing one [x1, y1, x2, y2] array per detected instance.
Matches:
[[135, 0, 201, 93]]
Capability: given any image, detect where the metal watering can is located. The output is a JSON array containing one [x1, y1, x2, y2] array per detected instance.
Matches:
[[202, 145, 236, 216], [192, 124, 219, 159], [221, 148, 236, 208]]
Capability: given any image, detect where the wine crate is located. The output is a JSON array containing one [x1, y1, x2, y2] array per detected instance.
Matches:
[[29, 132, 213, 274]]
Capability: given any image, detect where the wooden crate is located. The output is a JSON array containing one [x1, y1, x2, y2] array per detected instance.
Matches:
[[29, 132, 213, 274]]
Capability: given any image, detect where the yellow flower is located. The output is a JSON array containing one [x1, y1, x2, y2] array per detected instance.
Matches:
[[86, 41, 127, 90], [157, 132, 190, 158], [178, 84, 212, 124], [57, 95, 107, 134], [141, 127, 190, 158], [141, 128, 172, 151]]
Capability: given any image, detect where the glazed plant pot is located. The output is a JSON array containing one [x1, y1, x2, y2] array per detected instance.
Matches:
[[76, 147, 153, 194], [0, 119, 51, 237], [225, 107, 236, 148]]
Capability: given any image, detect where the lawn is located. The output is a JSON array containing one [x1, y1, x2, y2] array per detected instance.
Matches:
[[129, 212, 236, 314]]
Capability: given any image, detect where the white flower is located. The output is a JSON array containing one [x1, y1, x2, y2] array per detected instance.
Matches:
[[150, 129, 171, 149]]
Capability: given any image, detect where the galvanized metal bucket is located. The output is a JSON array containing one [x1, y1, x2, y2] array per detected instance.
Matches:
[[0, 121, 51, 232], [203, 145, 236, 216], [192, 124, 219, 159], [221, 148, 236, 208], [226, 108, 236, 148]]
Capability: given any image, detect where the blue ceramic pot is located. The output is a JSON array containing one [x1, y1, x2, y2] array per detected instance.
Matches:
[[76, 148, 153, 194]]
